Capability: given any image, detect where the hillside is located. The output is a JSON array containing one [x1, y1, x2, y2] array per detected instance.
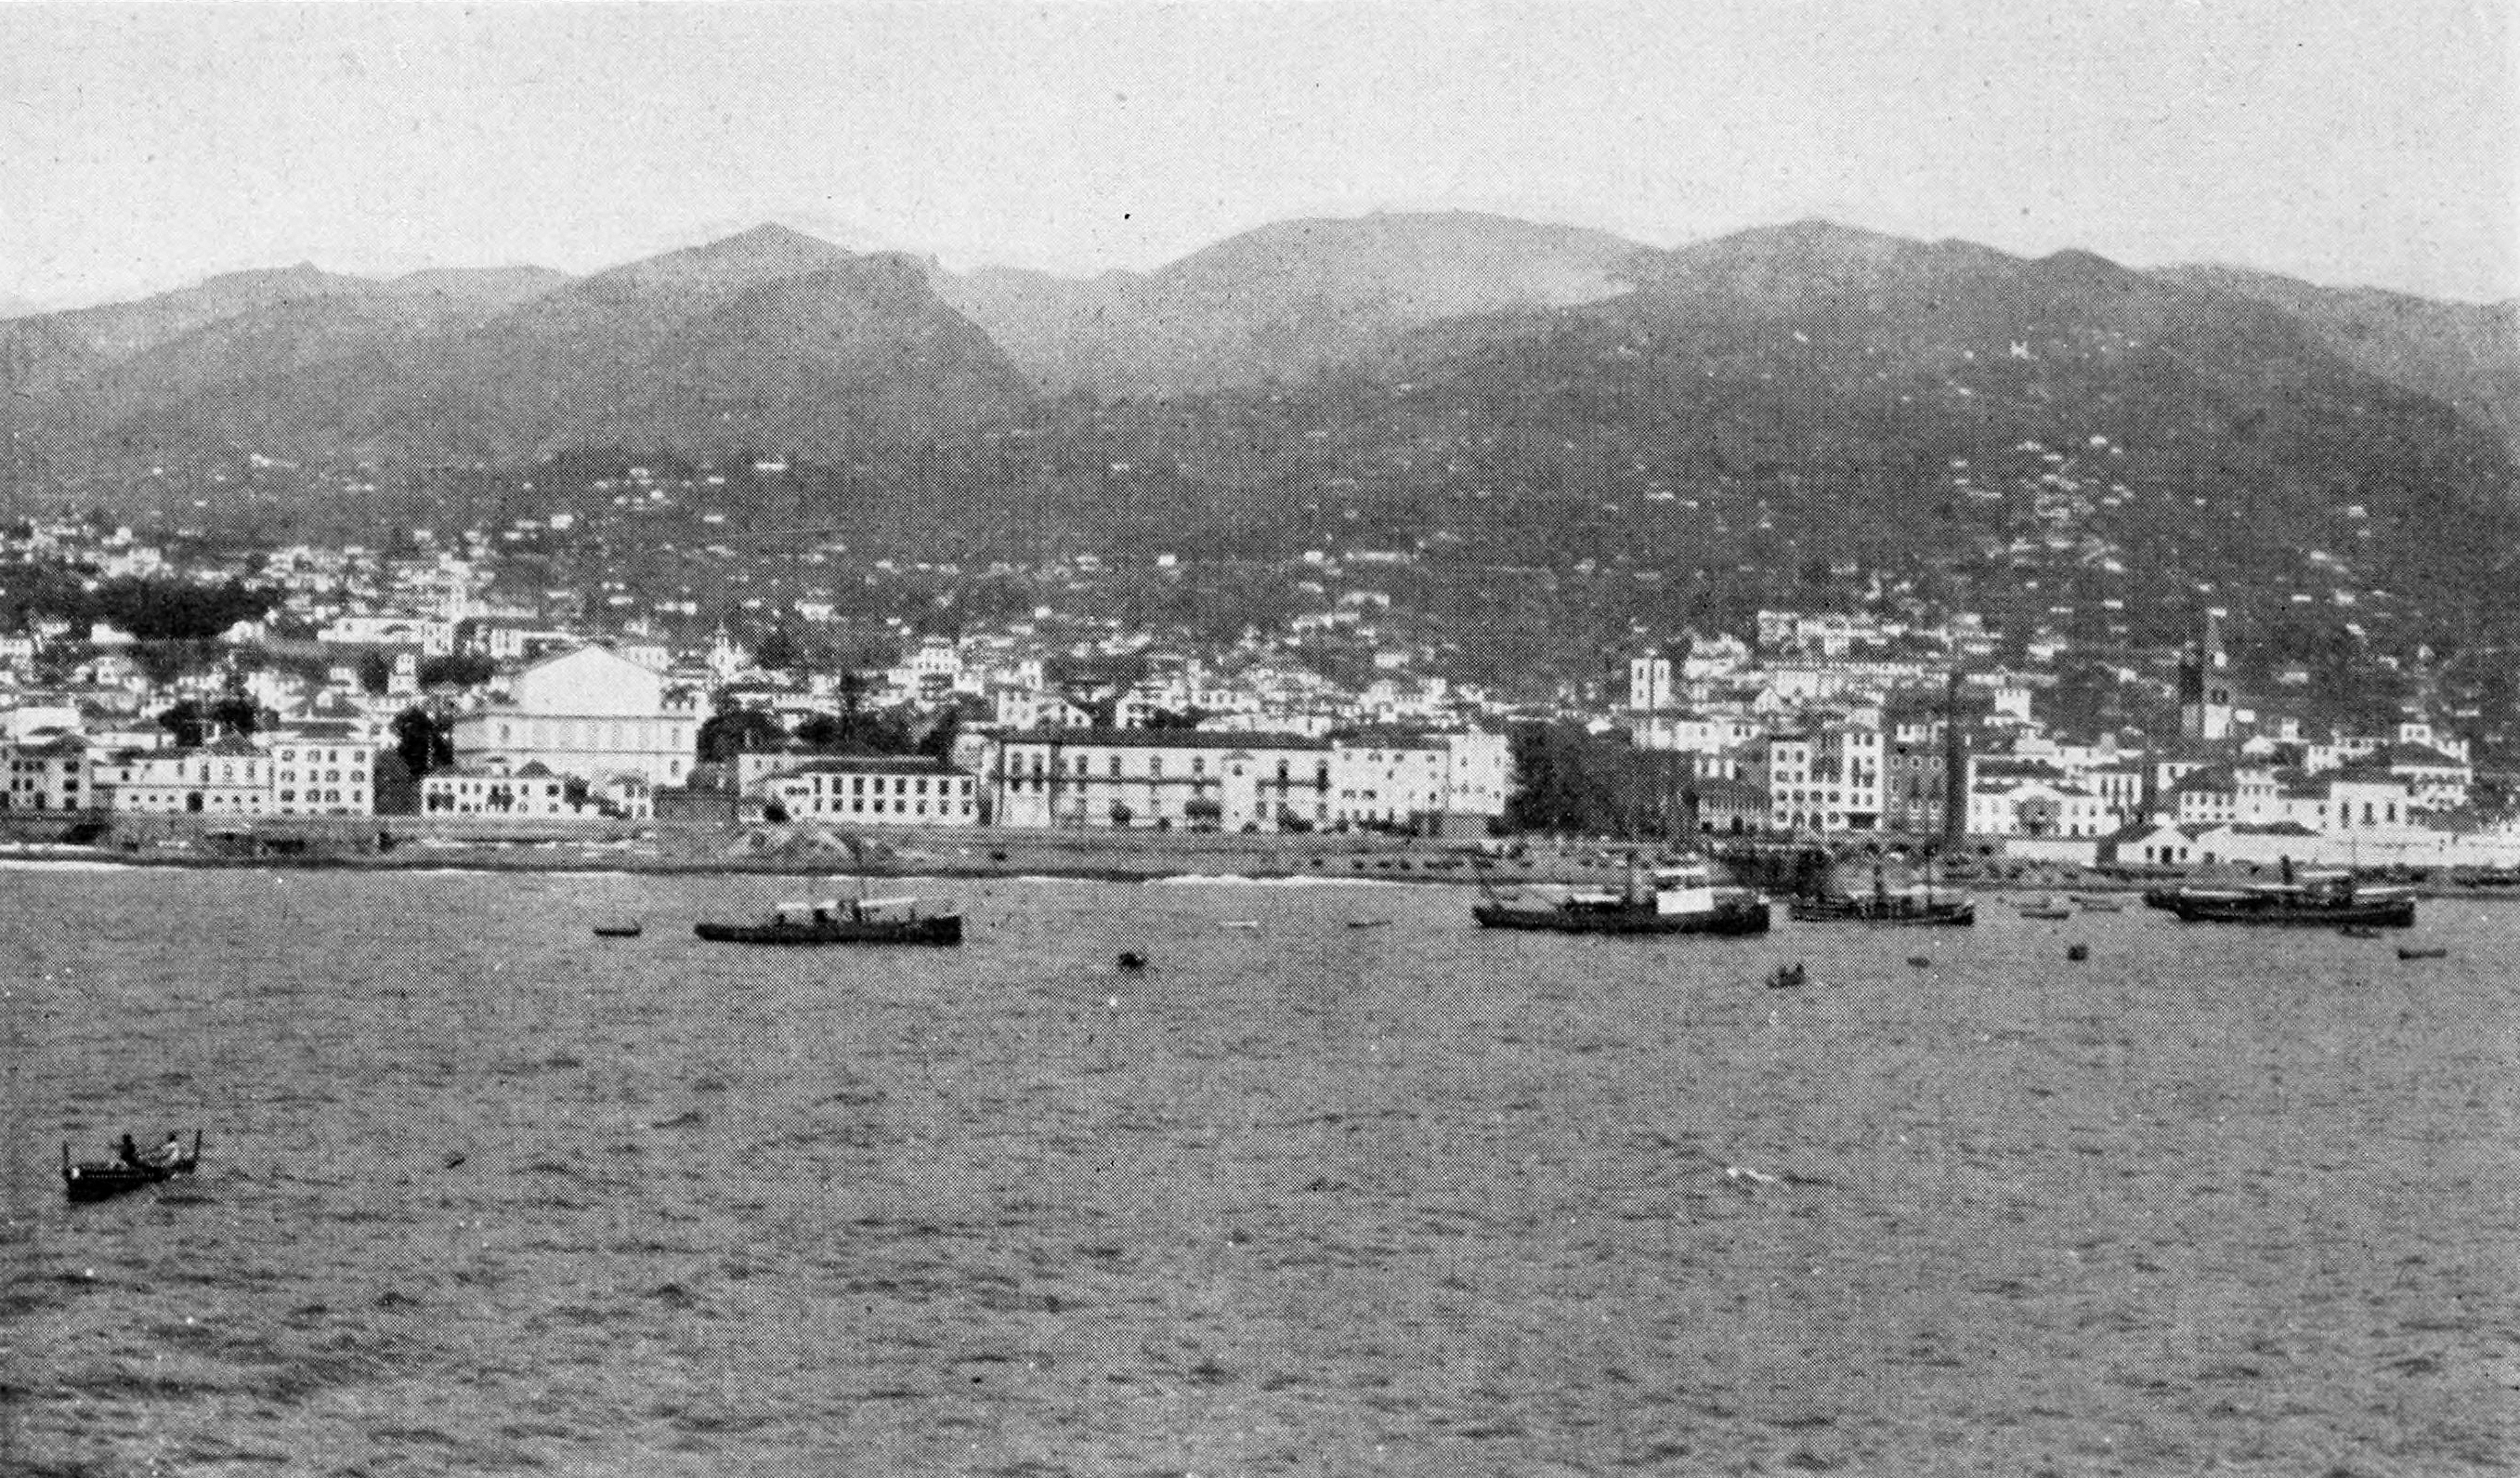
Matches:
[[963, 221, 2520, 684], [2155, 264, 2520, 460], [7, 216, 2516, 712], [937, 210, 1647, 397]]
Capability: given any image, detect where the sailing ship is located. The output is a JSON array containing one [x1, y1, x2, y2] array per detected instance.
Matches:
[[1473, 854, 1769, 935]]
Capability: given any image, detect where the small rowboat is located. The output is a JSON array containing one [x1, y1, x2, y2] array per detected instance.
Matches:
[[63, 1131, 201, 1203], [2396, 946, 2448, 961], [592, 922, 643, 938]]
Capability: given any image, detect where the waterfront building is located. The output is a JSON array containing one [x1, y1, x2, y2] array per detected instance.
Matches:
[[421, 759, 651, 819], [451, 645, 701, 788], [1327, 727, 1509, 833], [266, 721, 378, 816], [94, 738, 272, 816], [745, 754, 980, 826], [3, 734, 92, 811], [985, 729, 1332, 831], [1691, 776, 1770, 835]]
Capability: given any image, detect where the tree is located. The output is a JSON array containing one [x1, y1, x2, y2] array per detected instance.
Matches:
[[917, 704, 965, 763], [391, 706, 455, 779], [419, 653, 498, 689], [357, 651, 394, 696], [157, 700, 205, 750], [752, 623, 806, 674], [696, 705, 786, 764], [208, 692, 262, 739]]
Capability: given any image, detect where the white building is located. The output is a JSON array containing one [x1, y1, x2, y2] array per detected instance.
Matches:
[[746, 754, 980, 826], [420, 759, 651, 819], [3, 734, 93, 810], [452, 646, 700, 787], [94, 739, 273, 816], [266, 722, 378, 816], [986, 730, 1333, 831]]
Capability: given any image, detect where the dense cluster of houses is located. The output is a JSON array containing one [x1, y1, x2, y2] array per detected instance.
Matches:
[[1624, 611, 2513, 868], [0, 507, 2508, 863]]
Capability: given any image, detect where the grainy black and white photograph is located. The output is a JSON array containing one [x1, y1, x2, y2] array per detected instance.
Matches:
[[2, 2, 2515, 1473]]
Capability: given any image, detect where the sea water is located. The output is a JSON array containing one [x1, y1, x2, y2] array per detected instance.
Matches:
[[5, 868, 2514, 1475]]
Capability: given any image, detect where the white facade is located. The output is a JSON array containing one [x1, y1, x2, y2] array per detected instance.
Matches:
[[987, 731, 1333, 831], [452, 646, 699, 787], [752, 757, 980, 826], [421, 762, 651, 819], [266, 727, 378, 816], [95, 743, 273, 816]]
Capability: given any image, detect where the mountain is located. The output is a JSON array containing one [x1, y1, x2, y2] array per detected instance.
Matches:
[[2154, 264, 2520, 460], [43, 266, 570, 431], [1022, 218, 2520, 670], [0, 263, 372, 403], [937, 210, 1648, 397], [14, 226, 1035, 465]]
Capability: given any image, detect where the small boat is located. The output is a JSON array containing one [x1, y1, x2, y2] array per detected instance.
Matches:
[[2017, 896, 2073, 921], [2069, 896, 2124, 912], [592, 922, 643, 938], [2065, 943, 2091, 961], [1345, 918, 1392, 930], [63, 1131, 201, 1203], [1221, 919, 1261, 931], [1116, 950, 1148, 971], [2339, 924, 2383, 939], [1765, 961, 1807, 989], [2396, 945, 2448, 961], [1474, 855, 1769, 936], [695, 895, 962, 946]]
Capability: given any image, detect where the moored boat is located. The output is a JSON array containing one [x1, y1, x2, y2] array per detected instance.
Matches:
[[2155, 872, 2415, 928], [695, 895, 963, 946], [1787, 891, 1978, 926], [63, 1131, 201, 1203], [1788, 858, 1974, 927], [592, 922, 643, 938], [2017, 896, 2073, 921], [1474, 856, 1769, 935]]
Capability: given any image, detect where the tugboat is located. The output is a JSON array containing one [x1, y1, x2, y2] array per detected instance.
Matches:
[[695, 893, 963, 946], [2154, 870, 2415, 928], [1787, 862, 1976, 926], [1474, 854, 1769, 935]]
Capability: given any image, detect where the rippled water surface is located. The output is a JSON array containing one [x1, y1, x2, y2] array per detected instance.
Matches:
[[5, 866, 2516, 1475]]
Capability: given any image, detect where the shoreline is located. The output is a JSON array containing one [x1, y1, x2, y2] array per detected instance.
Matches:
[[7, 832, 2520, 902]]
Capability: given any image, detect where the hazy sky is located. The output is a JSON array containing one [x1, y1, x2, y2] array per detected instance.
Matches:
[[3, 1, 2513, 309]]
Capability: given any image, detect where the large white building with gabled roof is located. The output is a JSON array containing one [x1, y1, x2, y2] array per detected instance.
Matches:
[[450, 645, 702, 787]]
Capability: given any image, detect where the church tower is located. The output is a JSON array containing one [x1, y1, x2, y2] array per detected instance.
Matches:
[[2178, 610, 2237, 742]]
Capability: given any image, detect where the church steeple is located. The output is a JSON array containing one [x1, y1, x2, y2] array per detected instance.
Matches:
[[2178, 608, 2237, 741]]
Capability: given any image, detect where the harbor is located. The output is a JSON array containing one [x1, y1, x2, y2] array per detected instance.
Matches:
[[13, 863, 2514, 1473]]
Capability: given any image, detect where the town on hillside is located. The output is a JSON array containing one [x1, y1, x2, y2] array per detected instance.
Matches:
[[1, 506, 2513, 875]]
